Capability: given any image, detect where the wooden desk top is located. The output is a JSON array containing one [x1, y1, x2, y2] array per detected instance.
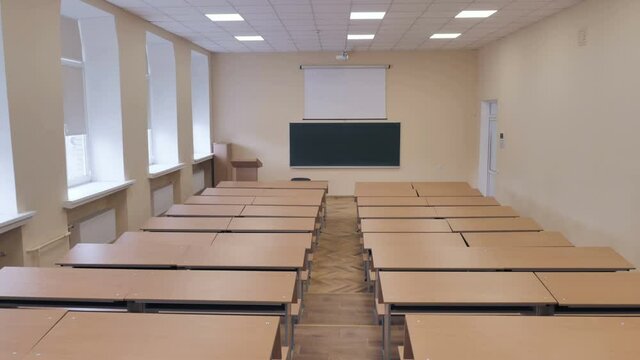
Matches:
[[356, 197, 429, 207], [215, 233, 313, 250], [379, 272, 555, 306], [141, 217, 232, 232], [536, 272, 640, 307], [180, 243, 306, 270], [165, 204, 244, 217], [116, 231, 216, 247], [434, 206, 518, 218], [354, 182, 417, 197], [425, 196, 500, 206], [0, 267, 143, 301], [241, 205, 319, 218], [464, 231, 573, 247], [57, 243, 184, 268], [0, 308, 67, 360], [448, 217, 542, 232], [413, 183, 482, 197], [129, 270, 297, 305], [358, 207, 437, 219], [217, 180, 328, 190], [354, 188, 418, 197], [24, 312, 282, 360], [184, 196, 255, 205], [252, 196, 323, 206], [403, 314, 640, 360], [203, 188, 325, 197], [227, 217, 316, 232], [363, 233, 466, 251], [360, 219, 451, 233], [371, 246, 634, 271]]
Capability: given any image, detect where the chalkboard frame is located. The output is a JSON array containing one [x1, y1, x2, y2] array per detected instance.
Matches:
[[289, 122, 401, 168]]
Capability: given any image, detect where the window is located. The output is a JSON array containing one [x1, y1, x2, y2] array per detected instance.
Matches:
[[191, 51, 212, 161], [146, 32, 181, 176], [60, 1, 131, 208], [0, 5, 34, 232], [61, 16, 90, 186], [0, 6, 16, 215]]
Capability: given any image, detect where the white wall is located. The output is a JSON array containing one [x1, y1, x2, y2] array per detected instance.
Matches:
[[477, 0, 640, 265], [212, 51, 479, 195]]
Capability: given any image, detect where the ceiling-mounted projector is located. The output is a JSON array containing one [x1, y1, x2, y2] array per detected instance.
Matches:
[[336, 51, 349, 61]]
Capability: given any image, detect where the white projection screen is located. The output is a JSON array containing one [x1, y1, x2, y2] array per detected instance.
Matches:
[[303, 66, 387, 120]]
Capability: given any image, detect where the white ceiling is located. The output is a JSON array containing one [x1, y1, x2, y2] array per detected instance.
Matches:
[[107, 0, 583, 53]]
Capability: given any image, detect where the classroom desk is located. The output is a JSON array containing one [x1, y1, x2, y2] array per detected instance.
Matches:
[[363, 233, 466, 251], [227, 217, 316, 233], [184, 195, 255, 205], [448, 217, 542, 232], [379, 272, 557, 359], [356, 197, 429, 207], [354, 188, 418, 197], [401, 314, 640, 360], [24, 312, 285, 360], [215, 233, 314, 251], [354, 182, 417, 197], [463, 231, 573, 247], [358, 207, 438, 219], [58, 243, 186, 269], [536, 272, 640, 313], [370, 246, 634, 272], [116, 231, 217, 247], [165, 204, 245, 217], [141, 217, 232, 232], [217, 180, 328, 190], [434, 206, 519, 218], [425, 196, 500, 206], [241, 205, 319, 218], [412, 183, 482, 197], [252, 196, 324, 206], [181, 243, 307, 271], [0, 308, 67, 360], [202, 187, 325, 198], [360, 219, 452, 233]]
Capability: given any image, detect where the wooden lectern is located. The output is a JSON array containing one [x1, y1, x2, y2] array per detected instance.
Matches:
[[231, 158, 263, 181]]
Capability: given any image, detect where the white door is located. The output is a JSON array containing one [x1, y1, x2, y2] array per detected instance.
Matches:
[[486, 101, 498, 196]]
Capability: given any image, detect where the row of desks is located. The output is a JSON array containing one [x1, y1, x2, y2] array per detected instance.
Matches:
[[186, 195, 322, 206], [0, 308, 285, 360], [142, 216, 317, 233], [166, 204, 320, 218], [355, 182, 482, 197], [358, 205, 518, 218], [355, 181, 638, 360], [357, 196, 500, 206], [360, 217, 543, 232]]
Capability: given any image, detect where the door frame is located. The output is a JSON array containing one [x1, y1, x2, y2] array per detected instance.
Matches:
[[478, 100, 498, 196]]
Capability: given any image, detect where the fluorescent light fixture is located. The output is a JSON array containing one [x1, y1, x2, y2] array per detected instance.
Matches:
[[350, 12, 385, 20], [235, 35, 264, 41], [455, 10, 497, 18], [348, 34, 375, 40], [205, 13, 244, 22], [430, 33, 461, 39]]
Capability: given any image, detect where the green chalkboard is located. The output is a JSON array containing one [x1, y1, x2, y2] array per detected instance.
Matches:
[[289, 122, 400, 167]]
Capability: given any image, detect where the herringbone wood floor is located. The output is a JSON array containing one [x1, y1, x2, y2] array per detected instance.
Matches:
[[293, 197, 402, 360]]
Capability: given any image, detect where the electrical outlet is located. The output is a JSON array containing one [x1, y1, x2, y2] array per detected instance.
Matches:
[[578, 27, 588, 47]]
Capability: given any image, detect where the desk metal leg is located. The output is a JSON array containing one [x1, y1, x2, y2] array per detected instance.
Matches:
[[127, 301, 146, 313], [383, 304, 391, 360], [285, 303, 293, 350], [297, 269, 303, 301]]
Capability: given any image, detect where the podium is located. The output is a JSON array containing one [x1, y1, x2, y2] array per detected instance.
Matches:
[[231, 158, 263, 181]]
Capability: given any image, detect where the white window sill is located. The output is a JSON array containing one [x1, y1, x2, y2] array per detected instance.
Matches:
[[0, 211, 36, 235], [64, 180, 135, 209], [148, 163, 185, 179], [193, 153, 214, 164]]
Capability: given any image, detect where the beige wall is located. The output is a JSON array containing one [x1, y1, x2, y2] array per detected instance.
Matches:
[[477, 0, 640, 265], [211, 51, 478, 195], [0, 0, 211, 266]]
